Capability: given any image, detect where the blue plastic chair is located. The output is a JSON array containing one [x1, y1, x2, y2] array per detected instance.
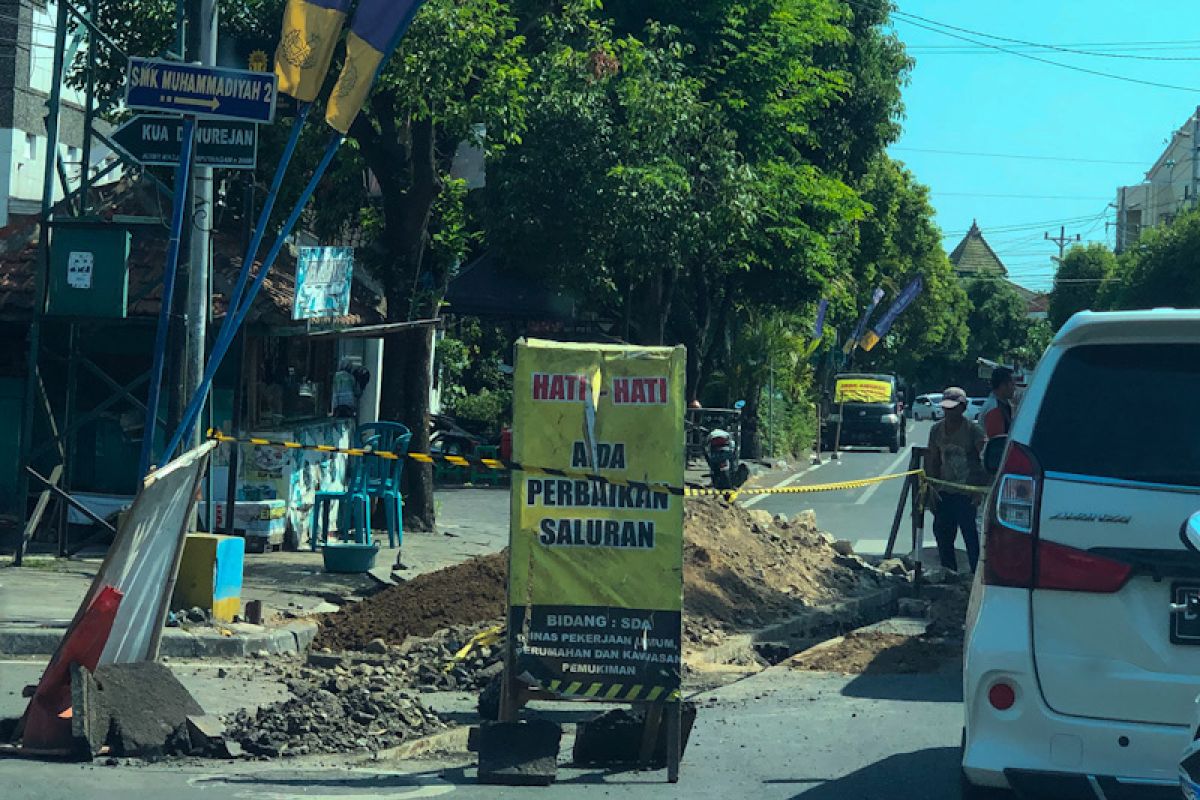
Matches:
[[311, 453, 372, 549], [355, 422, 413, 549]]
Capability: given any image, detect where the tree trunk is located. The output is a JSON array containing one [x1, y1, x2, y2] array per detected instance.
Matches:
[[381, 327, 436, 531]]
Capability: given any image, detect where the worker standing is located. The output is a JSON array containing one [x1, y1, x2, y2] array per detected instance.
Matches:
[[925, 386, 986, 573]]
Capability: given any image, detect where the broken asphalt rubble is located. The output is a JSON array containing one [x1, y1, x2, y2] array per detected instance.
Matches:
[[5, 491, 919, 764]]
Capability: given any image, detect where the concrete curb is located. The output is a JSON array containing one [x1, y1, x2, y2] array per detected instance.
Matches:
[[363, 726, 473, 761], [0, 620, 319, 659], [693, 582, 908, 666]]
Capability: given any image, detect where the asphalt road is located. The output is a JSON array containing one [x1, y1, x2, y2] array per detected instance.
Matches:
[[748, 420, 934, 557], [0, 659, 964, 799]]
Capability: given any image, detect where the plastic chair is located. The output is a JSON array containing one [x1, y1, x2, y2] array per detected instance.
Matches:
[[355, 423, 412, 549], [311, 454, 372, 549]]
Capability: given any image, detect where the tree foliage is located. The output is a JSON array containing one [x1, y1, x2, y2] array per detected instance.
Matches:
[[853, 158, 968, 389], [963, 279, 1033, 365], [1103, 208, 1200, 310], [1048, 243, 1116, 330], [85, 0, 968, 463]]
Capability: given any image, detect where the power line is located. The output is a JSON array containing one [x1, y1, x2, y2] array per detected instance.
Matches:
[[909, 40, 1200, 54], [887, 12, 1200, 93], [893, 146, 1144, 166], [932, 192, 1111, 200], [893, 14, 1200, 62], [940, 213, 1109, 238]]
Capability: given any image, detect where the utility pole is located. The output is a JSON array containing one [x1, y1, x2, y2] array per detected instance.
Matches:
[[1045, 225, 1081, 263], [184, 0, 217, 452]]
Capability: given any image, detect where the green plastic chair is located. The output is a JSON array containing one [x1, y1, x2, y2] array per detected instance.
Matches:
[[354, 423, 412, 549]]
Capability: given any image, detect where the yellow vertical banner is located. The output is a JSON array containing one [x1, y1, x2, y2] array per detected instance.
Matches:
[[508, 339, 685, 700]]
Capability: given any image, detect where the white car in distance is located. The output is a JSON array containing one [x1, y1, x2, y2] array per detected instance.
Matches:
[[911, 393, 943, 421]]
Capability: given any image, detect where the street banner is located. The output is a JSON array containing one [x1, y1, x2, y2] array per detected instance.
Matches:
[[860, 276, 924, 352], [834, 377, 894, 404], [843, 287, 885, 354], [274, 0, 352, 102], [325, 0, 429, 133], [812, 298, 829, 340], [293, 246, 354, 320], [508, 339, 686, 702]]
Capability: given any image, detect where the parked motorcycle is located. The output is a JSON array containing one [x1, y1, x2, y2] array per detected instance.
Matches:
[[705, 427, 749, 490]]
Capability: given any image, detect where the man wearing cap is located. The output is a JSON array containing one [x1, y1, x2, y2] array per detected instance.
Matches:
[[925, 387, 987, 572]]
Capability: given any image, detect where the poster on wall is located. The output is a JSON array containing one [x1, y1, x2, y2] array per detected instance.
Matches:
[[293, 246, 354, 320], [507, 339, 686, 702]]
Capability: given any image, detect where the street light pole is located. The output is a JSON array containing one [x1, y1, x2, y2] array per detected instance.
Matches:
[[185, 0, 217, 454]]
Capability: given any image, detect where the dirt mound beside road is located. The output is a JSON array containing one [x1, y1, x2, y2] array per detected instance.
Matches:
[[313, 552, 508, 652], [683, 497, 894, 644], [313, 498, 898, 652], [790, 632, 961, 674]]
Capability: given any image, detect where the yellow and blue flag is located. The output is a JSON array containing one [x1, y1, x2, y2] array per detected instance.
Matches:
[[326, 0, 428, 134], [274, 0, 353, 103]]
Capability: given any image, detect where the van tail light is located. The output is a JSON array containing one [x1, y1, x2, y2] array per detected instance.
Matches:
[[983, 442, 1132, 593]]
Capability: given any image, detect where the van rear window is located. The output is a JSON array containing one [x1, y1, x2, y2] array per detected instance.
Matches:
[[1032, 343, 1200, 486]]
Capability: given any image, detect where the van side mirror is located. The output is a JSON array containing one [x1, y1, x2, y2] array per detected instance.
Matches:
[[983, 436, 1008, 473], [1182, 512, 1200, 555]]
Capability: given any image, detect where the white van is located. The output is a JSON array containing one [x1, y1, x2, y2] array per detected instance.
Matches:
[[962, 310, 1200, 798]]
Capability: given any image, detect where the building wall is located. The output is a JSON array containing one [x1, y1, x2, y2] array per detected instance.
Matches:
[[0, 0, 95, 226], [1116, 109, 1200, 252]]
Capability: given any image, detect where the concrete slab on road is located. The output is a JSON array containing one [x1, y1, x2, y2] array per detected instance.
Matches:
[[0, 654, 965, 799]]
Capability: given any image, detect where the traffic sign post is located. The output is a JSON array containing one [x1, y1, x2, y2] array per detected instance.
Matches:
[[126, 58, 277, 123], [111, 115, 257, 169]]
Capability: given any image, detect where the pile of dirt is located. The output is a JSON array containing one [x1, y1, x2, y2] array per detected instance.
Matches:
[[312, 499, 901, 654], [790, 631, 961, 675], [314, 553, 508, 651], [683, 498, 899, 645]]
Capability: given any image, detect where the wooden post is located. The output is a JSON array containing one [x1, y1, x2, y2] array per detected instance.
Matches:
[[15, 464, 62, 564], [909, 446, 926, 595], [639, 703, 664, 767], [884, 450, 919, 559], [665, 699, 683, 783]]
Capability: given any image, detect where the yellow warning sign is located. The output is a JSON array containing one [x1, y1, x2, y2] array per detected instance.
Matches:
[[507, 339, 685, 700]]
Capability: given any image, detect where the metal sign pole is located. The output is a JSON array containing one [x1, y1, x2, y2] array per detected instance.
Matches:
[[139, 116, 197, 476], [164, 133, 344, 456]]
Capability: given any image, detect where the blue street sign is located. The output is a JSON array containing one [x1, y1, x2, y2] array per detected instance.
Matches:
[[126, 58, 277, 123]]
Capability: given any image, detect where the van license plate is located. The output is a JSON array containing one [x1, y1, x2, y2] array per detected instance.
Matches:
[[1172, 585, 1200, 644]]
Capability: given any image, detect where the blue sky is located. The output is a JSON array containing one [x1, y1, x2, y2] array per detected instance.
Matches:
[[887, 0, 1200, 291]]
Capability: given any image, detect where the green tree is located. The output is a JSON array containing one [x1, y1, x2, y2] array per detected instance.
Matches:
[[853, 158, 969, 389], [964, 279, 1034, 365], [488, 18, 729, 346], [1048, 243, 1116, 329], [86, 0, 531, 528], [1105, 208, 1200, 310]]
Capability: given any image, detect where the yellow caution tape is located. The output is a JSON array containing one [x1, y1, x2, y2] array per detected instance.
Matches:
[[444, 624, 505, 673], [209, 430, 931, 501], [686, 469, 922, 498], [920, 475, 992, 496]]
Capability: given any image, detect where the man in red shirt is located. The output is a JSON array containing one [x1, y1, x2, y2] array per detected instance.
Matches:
[[979, 367, 1015, 440]]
